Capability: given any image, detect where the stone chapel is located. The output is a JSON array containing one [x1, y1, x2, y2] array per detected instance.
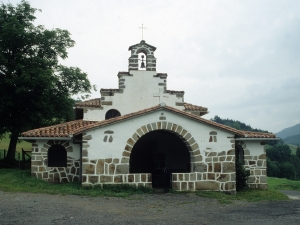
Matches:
[[20, 40, 277, 192]]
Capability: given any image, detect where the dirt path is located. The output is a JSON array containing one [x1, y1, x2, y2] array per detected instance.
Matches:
[[0, 191, 300, 225]]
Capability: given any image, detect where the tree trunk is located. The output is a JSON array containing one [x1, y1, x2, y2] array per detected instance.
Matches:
[[5, 131, 19, 165]]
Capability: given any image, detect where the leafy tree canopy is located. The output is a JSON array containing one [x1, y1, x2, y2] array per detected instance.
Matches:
[[0, 1, 96, 163]]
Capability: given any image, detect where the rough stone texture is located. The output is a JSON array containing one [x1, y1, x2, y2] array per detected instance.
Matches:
[[115, 164, 129, 174], [195, 181, 220, 191], [222, 162, 235, 173], [100, 175, 113, 183], [194, 163, 207, 172], [83, 164, 95, 174]]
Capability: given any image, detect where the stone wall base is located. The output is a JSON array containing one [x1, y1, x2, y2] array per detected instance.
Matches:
[[82, 173, 152, 188], [248, 183, 268, 190], [172, 172, 236, 191]]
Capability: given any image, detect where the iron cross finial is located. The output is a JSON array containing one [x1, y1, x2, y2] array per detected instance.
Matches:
[[139, 24, 147, 40]]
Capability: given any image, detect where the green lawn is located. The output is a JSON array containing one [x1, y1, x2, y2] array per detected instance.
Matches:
[[268, 177, 300, 190]]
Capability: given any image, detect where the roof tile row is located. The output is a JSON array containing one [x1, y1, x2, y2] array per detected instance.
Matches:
[[184, 103, 208, 112], [75, 98, 102, 108]]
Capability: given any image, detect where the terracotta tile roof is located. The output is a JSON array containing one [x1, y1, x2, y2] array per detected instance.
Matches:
[[21, 104, 276, 139], [75, 98, 102, 108], [21, 120, 99, 138], [167, 90, 184, 94], [242, 131, 276, 138], [184, 103, 208, 112]]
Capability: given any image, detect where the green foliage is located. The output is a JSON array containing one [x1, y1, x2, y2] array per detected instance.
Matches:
[[235, 161, 250, 191], [0, 1, 96, 161], [235, 148, 250, 191], [296, 145, 300, 159], [267, 144, 300, 180], [266, 144, 291, 163], [211, 115, 268, 132]]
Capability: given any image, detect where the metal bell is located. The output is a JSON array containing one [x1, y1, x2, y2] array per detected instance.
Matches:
[[140, 55, 146, 68]]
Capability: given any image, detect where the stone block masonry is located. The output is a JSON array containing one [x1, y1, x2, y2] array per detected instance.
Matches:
[[31, 140, 80, 183], [236, 141, 267, 189], [172, 149, 236, 191]]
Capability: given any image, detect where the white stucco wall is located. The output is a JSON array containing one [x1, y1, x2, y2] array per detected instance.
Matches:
[[83, 70, 185, 121], [244, 141, 265, 156], [85, 108, 233, 161]]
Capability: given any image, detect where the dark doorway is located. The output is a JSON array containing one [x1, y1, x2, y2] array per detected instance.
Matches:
[[130, 130, 190, 188], [48, 144, 67, 167]]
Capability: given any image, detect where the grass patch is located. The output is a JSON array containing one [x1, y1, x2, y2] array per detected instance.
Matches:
[[268, 177, 300, 191], [196, 177, 300, 204], [0, 169, 154, 197], [196, 189, 289, 204]]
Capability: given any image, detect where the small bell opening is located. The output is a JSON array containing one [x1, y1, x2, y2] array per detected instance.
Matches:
[[138, 53, 146, 70]]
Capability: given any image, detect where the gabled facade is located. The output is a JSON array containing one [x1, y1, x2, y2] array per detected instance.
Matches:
[[20, 40, 277, 191]]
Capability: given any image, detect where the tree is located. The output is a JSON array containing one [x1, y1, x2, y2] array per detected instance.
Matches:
[[266, 144, 291, 163], [278, 162, 295, 180], [296, 145, 300, 159], [0, 1, 96, 164]]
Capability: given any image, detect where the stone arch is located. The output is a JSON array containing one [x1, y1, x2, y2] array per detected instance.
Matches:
[[44, 139, 73, 154], [136, 47, 151, 55], [122, 121, 202, 172]]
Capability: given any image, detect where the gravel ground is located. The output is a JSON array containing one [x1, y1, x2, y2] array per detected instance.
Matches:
[[0, 191, 300, 225]]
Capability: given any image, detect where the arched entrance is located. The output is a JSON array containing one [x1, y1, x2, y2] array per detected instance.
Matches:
[[130, 130, 190, 188]]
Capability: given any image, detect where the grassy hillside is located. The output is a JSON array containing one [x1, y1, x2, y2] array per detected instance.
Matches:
[[283, 134, 300, 146], [276, 123, 300, 139], [0, 133, 31, 152], [287, 144, 297, 155]]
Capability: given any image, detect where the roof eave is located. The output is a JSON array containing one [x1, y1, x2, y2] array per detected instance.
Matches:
[[235, 138, 279, 141], [19, 136, 73, 140]]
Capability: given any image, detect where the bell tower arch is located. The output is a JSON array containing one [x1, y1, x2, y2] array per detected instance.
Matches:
[[128, 40, 157, 71]]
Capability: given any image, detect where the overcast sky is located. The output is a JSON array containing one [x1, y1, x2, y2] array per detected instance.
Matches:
[[4, 0, 300, 133]]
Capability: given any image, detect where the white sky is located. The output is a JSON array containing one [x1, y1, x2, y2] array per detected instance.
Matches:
[[3, 0, 300, 133]]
